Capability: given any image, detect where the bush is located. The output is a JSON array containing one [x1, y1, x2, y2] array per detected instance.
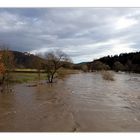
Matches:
[[92, 61, 110, 71], [101, 71, 114, 81], [81, 64, 88, 72]]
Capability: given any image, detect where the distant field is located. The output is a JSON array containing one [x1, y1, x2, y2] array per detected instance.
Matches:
[[11, 72, 47, 83], [9, 68, 80, 83], [13, 69, 45, 73]]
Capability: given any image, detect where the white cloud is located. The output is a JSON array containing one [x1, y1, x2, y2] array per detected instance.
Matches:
[[115, 17, 138, 30], [111, 42, 136, 54]]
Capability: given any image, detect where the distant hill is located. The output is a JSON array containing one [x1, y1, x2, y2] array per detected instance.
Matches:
[[10, 51, 46, 69], [76, 62, 88, 65], [3, 50, 74, 69]]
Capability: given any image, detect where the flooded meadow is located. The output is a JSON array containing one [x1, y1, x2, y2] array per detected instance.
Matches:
[[0, 72, 140, 132]]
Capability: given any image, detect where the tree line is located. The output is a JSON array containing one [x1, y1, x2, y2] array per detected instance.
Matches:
[[87, 52, 140, 73], [0, 46, 139, 86]]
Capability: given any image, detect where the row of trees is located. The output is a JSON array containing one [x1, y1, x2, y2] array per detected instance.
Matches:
[[87, 52, 140, 73], [0, 47, 139, 84]]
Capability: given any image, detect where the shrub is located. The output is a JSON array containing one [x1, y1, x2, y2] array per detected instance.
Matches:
[[101, 71, 114, 81], [113, 61, 125, 72], [81, 64, 88, 72], [92, 61, 110, 71]]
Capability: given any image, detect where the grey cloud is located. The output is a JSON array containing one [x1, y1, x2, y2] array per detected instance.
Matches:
[[0, 8, 140, 63]]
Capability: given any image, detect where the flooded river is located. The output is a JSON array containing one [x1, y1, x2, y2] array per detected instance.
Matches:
[[0, 72, 140, 132]]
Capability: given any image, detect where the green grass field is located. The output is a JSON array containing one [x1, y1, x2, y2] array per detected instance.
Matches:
[[8, 68, 79, 83], [11, 72, 47, 83]]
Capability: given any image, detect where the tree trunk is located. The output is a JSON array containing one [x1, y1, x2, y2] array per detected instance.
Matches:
[[50, 74, 54, 83], [47, 73, 54, 83], [1, 75, 5, 85]]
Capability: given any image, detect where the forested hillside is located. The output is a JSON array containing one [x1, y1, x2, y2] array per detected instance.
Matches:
[[88, 52, 140, 73]]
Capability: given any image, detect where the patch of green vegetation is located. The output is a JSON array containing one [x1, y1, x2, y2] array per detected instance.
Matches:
[[10, 72, 47, 83], [0, 68, 79, 84], [14, 68, 38, 72], [14, 68, 45, 73]]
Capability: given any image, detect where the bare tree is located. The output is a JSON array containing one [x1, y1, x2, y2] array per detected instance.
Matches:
[[44, 50, 71, 83]]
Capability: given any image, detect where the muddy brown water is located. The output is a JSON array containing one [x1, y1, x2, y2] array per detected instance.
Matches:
[[0, 72, 140, 132]]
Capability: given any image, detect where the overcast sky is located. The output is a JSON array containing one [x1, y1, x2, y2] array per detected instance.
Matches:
[[0, 8, 140, 63]]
